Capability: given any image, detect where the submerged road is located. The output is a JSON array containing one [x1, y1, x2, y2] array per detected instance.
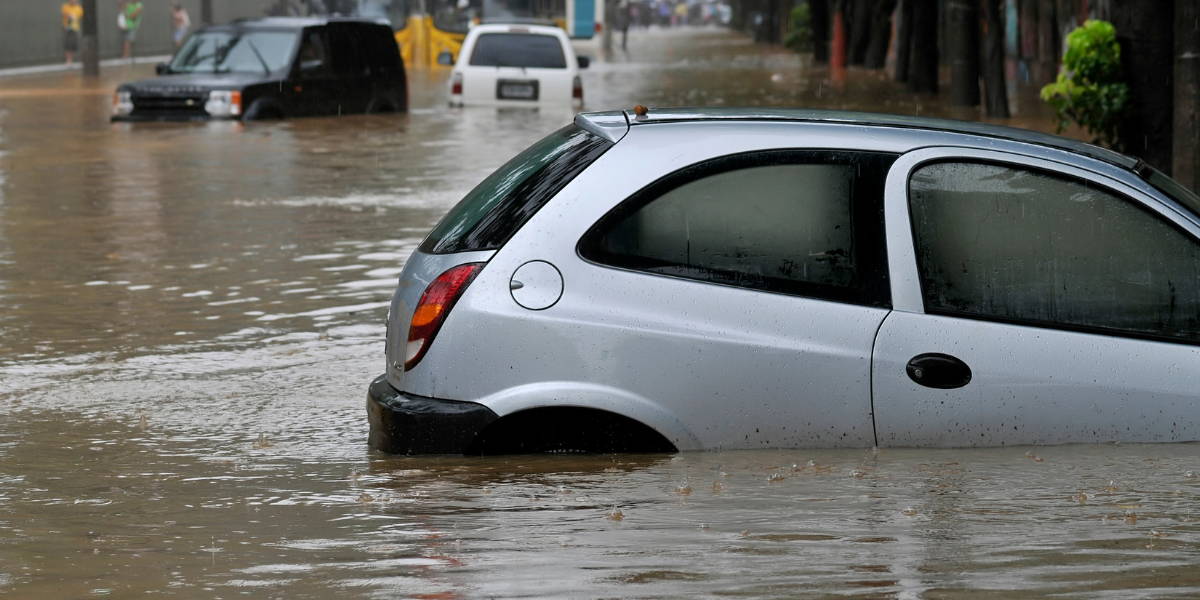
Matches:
[[2, 26, 1199, 598]]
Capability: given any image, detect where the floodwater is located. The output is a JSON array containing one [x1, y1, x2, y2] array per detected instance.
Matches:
[[1, 27, 1198, 598]]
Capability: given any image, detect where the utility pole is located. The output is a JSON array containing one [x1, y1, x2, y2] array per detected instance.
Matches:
[[202, 0, 214, 25], [82, 0, 99, 77]]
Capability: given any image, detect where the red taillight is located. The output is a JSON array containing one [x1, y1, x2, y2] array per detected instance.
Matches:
[[405, 263, 483, 371], [451, 72, 463, 96], [572, 75, 583, 101]]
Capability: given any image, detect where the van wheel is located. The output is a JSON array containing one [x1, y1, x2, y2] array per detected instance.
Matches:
[[466, 407, 678, 455], [243, 100, 283, 121]]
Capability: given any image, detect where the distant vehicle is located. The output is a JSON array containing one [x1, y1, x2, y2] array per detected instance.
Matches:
[[440, 23, 587, 107], [368, 107, 1200, 455], [111, 17, 407, 122]]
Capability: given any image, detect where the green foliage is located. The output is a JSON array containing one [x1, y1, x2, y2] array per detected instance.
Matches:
[[1040, 19, 1129, 149], [784, 2, 812, 53]]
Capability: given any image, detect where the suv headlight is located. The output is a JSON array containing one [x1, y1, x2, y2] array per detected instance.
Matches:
[[112, 90, 133, 117], [204, 90, 242, 118]]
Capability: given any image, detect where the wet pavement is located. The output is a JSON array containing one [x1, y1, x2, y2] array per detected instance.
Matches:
[[1, 26, 1199, 598]]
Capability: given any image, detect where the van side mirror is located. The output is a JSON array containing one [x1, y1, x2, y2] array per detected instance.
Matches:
[[437, 51, 454, 66], [577, 55, 590, 69], [155, 62, 171, 75]]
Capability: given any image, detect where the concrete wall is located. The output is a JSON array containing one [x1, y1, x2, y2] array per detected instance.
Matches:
[[0, 1, 279, 69]]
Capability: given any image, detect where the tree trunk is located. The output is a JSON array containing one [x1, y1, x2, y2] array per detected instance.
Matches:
[[1174, 0, 1200, 189], [946, 0, 979, 105], [907, 0, 938, 93], [894, 0, 912, 82], [864, 0, 898, 69], [1113, 1, 1175, 171], [981, 0, 1009, 117], [811, 0, 831, 63], [848, 0, 873, 65], [1035, 0, 1058, 84]]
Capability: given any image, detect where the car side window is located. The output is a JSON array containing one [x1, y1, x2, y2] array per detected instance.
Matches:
[[579, 150, 896, 307], [909, 161, 1200, 343], [296, 30, 331, 78]]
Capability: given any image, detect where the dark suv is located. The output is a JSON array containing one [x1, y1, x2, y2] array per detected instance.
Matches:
[[112, 17, 407, 121]]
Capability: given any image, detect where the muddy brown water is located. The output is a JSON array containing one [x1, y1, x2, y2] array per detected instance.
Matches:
[[1, 27, 1198, 598]]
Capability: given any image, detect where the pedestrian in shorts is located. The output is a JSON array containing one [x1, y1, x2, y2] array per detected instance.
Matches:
[[62, 0, 83, 65], [119, 1, 144, 58]]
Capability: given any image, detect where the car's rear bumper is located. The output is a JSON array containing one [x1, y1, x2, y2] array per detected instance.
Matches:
[[366, 375, 498, 455]]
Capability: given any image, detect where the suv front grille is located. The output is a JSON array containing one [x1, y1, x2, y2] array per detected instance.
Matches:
[[131, 89, 209, 117]]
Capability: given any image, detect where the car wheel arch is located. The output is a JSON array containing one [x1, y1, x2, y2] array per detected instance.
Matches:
[[243, 97, 285, 120], [474, 382, 702, 452]]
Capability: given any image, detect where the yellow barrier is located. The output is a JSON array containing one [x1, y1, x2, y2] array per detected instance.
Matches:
[[394, 16, 466, 68]]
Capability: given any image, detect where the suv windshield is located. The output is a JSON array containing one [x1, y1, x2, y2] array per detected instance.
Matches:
[[421, 125, 612, 254], [170, 30, 298, 74], [468, 33, 566, 68]]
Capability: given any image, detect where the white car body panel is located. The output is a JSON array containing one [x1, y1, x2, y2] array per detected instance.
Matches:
[[875, 147, 1200, 446], [449, 24, 581, 107], [384, 113, 1200, 450]]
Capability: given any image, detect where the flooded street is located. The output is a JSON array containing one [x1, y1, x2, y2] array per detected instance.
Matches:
[[2, 27, 1200, 598]]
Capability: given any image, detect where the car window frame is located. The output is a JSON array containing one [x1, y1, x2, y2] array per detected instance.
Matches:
[[903, 153, 1200, 347], [577, 149, 898, 309], [294, 27, 333, 80]]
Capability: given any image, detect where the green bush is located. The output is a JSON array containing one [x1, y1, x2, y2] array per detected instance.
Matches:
[[1040, 19, 1129, 148], [784, 2, 812, 53]]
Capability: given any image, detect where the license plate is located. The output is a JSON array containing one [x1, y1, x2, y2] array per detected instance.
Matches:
[[496, 79, 539, 100]]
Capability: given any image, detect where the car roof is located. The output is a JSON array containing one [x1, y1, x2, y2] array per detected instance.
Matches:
[[575, 107, 1140, 172], [213, 16, 390, 31], [468, 23, 567, 36]]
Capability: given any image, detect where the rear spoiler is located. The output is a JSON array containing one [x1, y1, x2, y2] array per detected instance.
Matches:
[[574, 111, 629, 143]]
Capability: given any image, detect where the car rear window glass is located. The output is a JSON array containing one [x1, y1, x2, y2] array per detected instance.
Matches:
[[580, 150, 895, 307], [468, 33, 567, 68], [910, 161, 1200, 343], [420, 125, 612, 254]]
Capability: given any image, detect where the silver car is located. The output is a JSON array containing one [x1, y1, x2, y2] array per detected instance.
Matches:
[[368, 107, 1200, 455]]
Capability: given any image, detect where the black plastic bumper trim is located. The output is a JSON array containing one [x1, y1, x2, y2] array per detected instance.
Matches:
[[366, 375, 498, 455]]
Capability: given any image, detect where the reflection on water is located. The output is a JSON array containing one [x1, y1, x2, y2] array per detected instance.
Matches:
[[1, 26, 1195, 598]]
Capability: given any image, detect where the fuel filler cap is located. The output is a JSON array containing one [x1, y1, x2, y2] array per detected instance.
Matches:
[[509, 260, 563, 311]]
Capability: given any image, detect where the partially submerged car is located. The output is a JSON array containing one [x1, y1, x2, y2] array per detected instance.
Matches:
[[368, 107, 1200, 455], [441, 22, 588, 108], [112, 17, 406, 121]]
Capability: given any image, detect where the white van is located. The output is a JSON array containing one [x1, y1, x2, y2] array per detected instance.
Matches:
[[442, 23, 588, 107]]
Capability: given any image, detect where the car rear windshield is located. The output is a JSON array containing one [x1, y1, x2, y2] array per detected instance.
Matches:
[[420, 125, 612, 254], [468, 33, 567, 68]]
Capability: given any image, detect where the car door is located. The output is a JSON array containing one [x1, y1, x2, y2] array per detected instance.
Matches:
[[565, 149, 897, 449], [873, 147, 1200, 446], [289, 27, 336, 116], [325, 23, 372, 114]]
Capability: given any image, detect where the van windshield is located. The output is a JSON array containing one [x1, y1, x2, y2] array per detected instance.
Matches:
[[468, 33, 566, 68], [421, 125, 612, 254], [170, 31, 298, 74]]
